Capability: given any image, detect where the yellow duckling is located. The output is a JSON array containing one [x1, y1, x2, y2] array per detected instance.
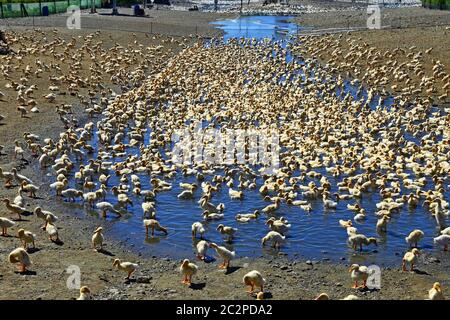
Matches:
[[209, 242, 235, 269], [315, 293, 329, 300], [141, 201, 156, 218], [235, 215, 252, 223], [339, 219, 353, 228], [3, 198, 28, 220], [112, 259, 138, 280], [45, 216, 59, 242], [341, 295, 360, 300], [20, 181, 39, 198], [349, 264, 372, 289], [92, 227, 104, 251], [50, 179, 68, 196], [405, 229, 424, 248], [17, 228, 35, 249], [229, 188, 244, 200], [243, 270, 265, 294], [441, 227, 450, 236], [347, 203, 361, 212], [143, 219, 168, 237], [0, 217, 15, 236], [202, 210, 224, 221], [261, 198, 281, 214], [77, 286, 91, 300], [9, 247, 32, 272], [34, 206, 58, 229], [402, 248, 420, 272], [261, 231, 285, 249], [354, 209, 366, 222], [266, 217, 291, 235], [428, 282, 444, 300], [216, 224, 237, 242], [348, 234, 377, 251], [192, 222, 205, 239], [376, 215, 390, 233], [180, 259, 198, 285], [235, 210, 260, 222], [299, 203, 312, 212], [196, 240, 208, 260], [287, 199, 309, 206]]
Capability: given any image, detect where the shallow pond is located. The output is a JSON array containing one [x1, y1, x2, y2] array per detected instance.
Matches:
[[211, 15, 300, 40], [62, 15, 448, 267]]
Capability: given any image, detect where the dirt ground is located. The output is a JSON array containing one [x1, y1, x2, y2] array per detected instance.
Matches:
[[294, 6, 450, 29], [0, 6, 449, 300]]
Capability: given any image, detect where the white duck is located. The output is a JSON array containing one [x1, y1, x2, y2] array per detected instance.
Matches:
[[196, 240, 208, 260], [9, 247, 32, 272], [433, 235, 450, 251], [349, 264, 372, 289], [112, 259, 138, 280], [243, 270, 265, 293], [191, 222, 206, 239], [92, 227, 104, 251], [209, 242, 235, 269], [0, 217, 15, 236], [261, 231, 285, 249], [428, 282, 445, 300]]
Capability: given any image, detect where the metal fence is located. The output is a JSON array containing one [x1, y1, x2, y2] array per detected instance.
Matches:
[[1, 13, 449, 39], [0, 14, 222, 37], [421, 0, 450, 9], [0, 0, 102, 18]]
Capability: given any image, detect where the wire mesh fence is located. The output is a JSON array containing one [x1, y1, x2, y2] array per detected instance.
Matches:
[[0, 13, 222, 37], [0, 1, 449, 39], [0, 0, 102, 18]]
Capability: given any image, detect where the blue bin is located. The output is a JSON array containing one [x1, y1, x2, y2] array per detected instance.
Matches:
[[133, 4, 140, 15], [42, 6, 49, 16]]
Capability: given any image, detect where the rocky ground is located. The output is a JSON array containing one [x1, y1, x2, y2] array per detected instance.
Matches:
[[293, 5, 450, 29], [0, 5, 449, 300]]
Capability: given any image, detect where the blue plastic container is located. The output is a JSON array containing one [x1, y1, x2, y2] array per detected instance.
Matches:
[[133, 4, 140, 15], [42, 6, 49, 16]]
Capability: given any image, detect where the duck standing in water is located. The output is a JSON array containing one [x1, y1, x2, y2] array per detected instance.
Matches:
[[143, 219, 168, 237], [191, 221, 205, 239], [216, 224, 237, 242], [261, 230, 285, 249]]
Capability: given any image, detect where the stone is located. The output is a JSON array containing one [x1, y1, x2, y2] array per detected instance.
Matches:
[[136, 276, 152, 283]]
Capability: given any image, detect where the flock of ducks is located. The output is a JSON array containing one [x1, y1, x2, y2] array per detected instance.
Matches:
[[0, 25, 449, 300]]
